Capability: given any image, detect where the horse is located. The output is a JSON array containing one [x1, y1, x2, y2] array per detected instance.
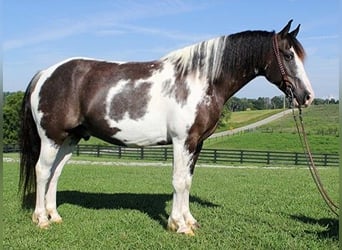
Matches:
[[19, 20, 314, 235]]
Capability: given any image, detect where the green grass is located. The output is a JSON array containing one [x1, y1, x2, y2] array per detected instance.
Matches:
[[4, 158, 338, 249], [261, 105, 339, 135], [205, 132, 339, 153], [205, 105, 339, 153], [227, 109, 283, 130]]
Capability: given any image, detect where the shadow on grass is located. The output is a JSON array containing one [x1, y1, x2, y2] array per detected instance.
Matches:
[[56, 191, 218, 228], [290, 214, 339, 240]]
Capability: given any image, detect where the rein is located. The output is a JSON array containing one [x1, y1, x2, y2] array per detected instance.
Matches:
[[272, 34, 339, 216], [289, 95, 339, 217]]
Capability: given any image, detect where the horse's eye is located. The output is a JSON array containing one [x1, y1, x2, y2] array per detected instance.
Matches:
[[284, 52, 294, 61]]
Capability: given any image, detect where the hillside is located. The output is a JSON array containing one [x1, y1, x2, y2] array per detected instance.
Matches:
[[204, 104, 339, 154], [216, 109, 282, 132]]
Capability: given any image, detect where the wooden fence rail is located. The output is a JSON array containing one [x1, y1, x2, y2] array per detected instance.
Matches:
[[4, 144, 338, 167]]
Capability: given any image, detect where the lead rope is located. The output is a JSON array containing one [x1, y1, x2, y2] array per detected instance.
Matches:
[[288, 93, 339, 216]]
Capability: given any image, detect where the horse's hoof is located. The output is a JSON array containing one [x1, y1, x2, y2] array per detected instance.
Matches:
[[167, 219, 178, 232], [167, 218, 196, 236], [32, 213, 50, 229], [184, 229, 195, 236], [177, 226, 195, 236], [47, 209, 63, 224], [188, 221, 200, 230], [38, 220, 50, 229], [50, 217, 63, 224], [32, 213, 38, 223]]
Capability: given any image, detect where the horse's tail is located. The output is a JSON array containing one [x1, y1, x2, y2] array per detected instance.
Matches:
[[19, 72, 42, 208]]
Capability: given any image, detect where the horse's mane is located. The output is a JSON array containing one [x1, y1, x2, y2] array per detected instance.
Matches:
[[162, 36, 229, 83], [162, 31, 274, 82], [162, 30, 306, 82]]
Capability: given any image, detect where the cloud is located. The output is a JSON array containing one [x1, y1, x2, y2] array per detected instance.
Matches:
[[4, 1, 209, 51], [4, 22, 88, 50], [95, 23, 213, 44]]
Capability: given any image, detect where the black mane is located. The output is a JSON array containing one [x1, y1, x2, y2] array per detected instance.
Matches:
[[221, 30, 274, 77], [163, 30, 275, 82]]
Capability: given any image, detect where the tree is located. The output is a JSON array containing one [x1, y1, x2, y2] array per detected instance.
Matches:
[[3, 91, 24, 144], [271, 95, 285, 109], [217, 105, 232, 129], [252, 97, 266, 110]]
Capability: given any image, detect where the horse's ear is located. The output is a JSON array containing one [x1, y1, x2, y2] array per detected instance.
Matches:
[[278, 19, 293, 38], [289, 24, 300, 38]]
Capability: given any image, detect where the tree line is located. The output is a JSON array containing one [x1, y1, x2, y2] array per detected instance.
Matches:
[[3, 91, 339, 145]]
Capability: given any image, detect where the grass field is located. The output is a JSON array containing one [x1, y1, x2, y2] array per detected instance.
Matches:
[[79, 105, 339, 154], [3, 157, 338, 249], [205, 105, 339, 154], [225, 109, 283, 130]]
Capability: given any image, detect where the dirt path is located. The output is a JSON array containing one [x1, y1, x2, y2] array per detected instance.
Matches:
[[209, 109, 292, 139]]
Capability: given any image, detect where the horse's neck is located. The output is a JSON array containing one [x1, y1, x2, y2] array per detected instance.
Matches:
[[215, 48, 270, 105], [213, 67, 262, 108]]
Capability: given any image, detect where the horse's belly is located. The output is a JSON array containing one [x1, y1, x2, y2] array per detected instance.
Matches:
[[110, 117, 169, 147]]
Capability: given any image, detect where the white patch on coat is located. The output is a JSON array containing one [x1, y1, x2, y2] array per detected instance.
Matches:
[[104, 61, 209, 146]]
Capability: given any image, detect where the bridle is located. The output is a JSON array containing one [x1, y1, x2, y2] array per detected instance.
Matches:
[[272, 34, 294, 99], [272, 34, 339, 216]]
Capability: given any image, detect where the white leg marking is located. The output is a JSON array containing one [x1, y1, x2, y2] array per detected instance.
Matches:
[[168, 139, 198, 235], [45, 138, 77, 224], [33, 140, 59, 228], [33, 137, 77, 228]]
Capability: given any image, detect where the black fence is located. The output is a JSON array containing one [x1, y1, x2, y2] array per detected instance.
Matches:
[[4, 144, 338, 167]]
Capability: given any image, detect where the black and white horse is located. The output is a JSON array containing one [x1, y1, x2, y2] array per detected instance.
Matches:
[[19, 20, 314, 235]]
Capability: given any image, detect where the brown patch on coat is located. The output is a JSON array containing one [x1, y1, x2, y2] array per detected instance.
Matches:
[[184, 86, 221, 174], [38, 59, 162, 145], [38, 59, 96, 145], [161, 77, 190, 106], [109, 81, 152, 121]]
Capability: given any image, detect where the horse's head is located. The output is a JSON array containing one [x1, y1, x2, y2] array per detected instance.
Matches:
[[265, 20, 314, 107]]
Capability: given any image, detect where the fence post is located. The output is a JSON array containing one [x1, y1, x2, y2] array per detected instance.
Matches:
[[266, 152, 270, 164], [240, 150, 243, 164], [76, 145, 80, 156], [140, 147, 144, 160], [324, 154, 328, 166], [118, 146, 122, 159], [163, 148, 168, 161], [213, 149, 217, 163], [97, 145, 100, 157], [294, 153, 298, 165]]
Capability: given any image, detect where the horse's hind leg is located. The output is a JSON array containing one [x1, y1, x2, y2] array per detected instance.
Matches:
[[45, 137, 79, 224], [32, 140, 59, 228], [33, 137, 78, 228]]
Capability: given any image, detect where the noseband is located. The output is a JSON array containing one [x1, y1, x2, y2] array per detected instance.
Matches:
[[272, 35, 294, 101]]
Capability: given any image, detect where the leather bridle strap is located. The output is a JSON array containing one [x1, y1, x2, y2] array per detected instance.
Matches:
[[272, 35, 293, 94]]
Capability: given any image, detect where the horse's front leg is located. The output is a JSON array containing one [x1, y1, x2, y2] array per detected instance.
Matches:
[[168, 140, 200, 235]]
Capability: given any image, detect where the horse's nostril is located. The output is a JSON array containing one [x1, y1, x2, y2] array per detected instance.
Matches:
[[306, 94, 311, 101]]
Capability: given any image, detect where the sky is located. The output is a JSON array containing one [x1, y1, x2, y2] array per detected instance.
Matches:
[[3, 0, 340, 99]]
